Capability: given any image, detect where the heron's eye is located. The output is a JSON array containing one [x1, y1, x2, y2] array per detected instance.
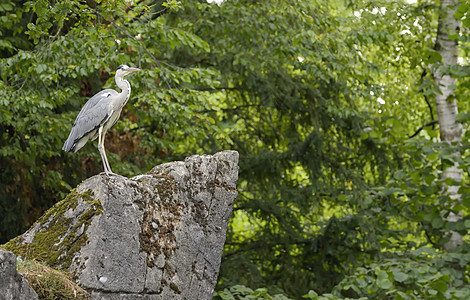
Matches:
[[117, 65, 125, 70]]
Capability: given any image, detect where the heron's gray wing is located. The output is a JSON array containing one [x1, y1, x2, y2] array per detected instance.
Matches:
[[63, 89, 118, 152]]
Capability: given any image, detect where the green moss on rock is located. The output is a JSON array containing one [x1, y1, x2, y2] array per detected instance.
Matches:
[[1, 188, 102, 271]]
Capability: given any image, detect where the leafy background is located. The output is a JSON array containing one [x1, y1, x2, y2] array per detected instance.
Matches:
[[1, 0, 470, 298]]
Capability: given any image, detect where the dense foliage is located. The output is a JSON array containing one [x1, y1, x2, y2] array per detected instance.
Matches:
[[1, 0, 470, 298]]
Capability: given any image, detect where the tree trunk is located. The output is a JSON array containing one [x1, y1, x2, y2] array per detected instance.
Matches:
[[433, 0, 462, 251]]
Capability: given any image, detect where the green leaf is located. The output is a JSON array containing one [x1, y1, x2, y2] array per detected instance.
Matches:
[[392, 270, 408, 283], [376, 270, 393, 290], [302, 290, 318, 299], [393, 170, 406, 180], [430, 279, 448, 293], [431, 217, 445, 229], [377, 278, 393, 290], [456, 113, 470, 122], [465, 219, 470, 229], [395, 291, 409, 300], [463, 17, 470, 29]]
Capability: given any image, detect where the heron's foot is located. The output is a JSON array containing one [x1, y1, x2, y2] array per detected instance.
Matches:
[[100, 170, 118, 176]]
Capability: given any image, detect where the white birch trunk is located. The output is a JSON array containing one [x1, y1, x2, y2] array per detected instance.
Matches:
[[433, 0, 463, 251]]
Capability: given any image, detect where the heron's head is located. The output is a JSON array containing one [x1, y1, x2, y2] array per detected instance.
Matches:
[[116, 65, 140, 77]]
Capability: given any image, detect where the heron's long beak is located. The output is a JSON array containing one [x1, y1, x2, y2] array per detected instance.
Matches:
[[127, 67, 140, 73]]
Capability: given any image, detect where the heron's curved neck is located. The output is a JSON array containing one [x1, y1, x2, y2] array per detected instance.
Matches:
[[115, 75, 131, 97]]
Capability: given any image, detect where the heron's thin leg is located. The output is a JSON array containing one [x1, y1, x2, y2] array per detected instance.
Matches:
[[99, 127, 114, 175], [98, 126, 110, 174], [102, 135, 113, 174], [104, 150, 112, 173]]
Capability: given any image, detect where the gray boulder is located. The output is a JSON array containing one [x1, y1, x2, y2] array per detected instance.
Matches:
[[0, 250, 38, 300], [3, 151, 239, 299]]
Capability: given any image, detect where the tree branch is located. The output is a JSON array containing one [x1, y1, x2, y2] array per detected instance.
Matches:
[[419, 69, 436, 125], [191, 86, 238, 91], [196, 104, 262, 114], [409, 120, 438, 138]]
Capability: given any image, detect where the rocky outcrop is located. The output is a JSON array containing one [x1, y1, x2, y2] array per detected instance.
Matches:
[[0, 250, 38, 300], [3, 151, 239, 299]]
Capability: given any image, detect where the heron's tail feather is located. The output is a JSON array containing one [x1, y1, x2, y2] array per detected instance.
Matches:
[[62, 136, 76, 152], [63, 126, 82, 153]]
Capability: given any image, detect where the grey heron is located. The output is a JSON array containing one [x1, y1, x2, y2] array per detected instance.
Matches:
[[63, 65, 140, 175]]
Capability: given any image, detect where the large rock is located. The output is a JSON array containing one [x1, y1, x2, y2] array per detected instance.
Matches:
[[3, 151, 239, 299], [0, 250, 38, 300]]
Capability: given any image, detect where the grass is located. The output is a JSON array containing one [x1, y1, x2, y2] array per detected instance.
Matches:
[[16, 258, 90, 300]]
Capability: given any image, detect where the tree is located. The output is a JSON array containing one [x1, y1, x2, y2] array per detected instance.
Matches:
[[187, 0, 398, 296], [433, 0, 463, 251], [198, 0, 470, 297]]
